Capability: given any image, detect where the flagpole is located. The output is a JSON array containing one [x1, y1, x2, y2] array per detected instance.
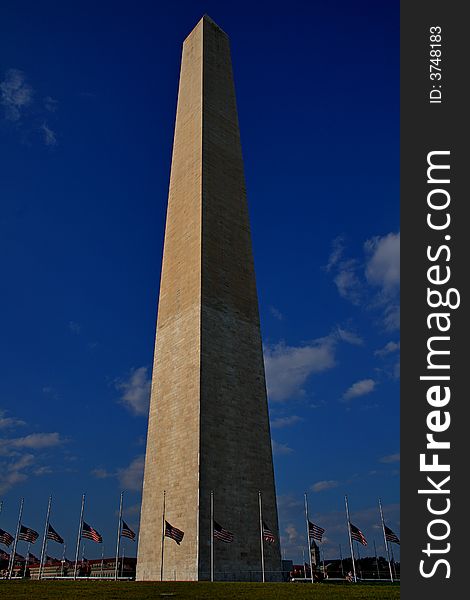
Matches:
[[24, 541, 31, 576], [43, 534, 49, 579], [73, 494, 85, 580], [8, 497, 23, 579], [390, 544, 397, 580], [114, 491, 124, 581], [100, 543, 104, 578], [210, 490, 214, 582], [120, 543, 125, 577], [373, 539, 380, 579], [339, 543, 344, 577], [344, 495, 357, 583], [39, 495, 52, 580], [160, 490, 166, 581], [303, 492, 314, 583], [355, 541, 362, 579], [0, 499, 3, 541], [258, 491, 265, 583], [378, 498, 393, 582], [61, 543, 66, 577]]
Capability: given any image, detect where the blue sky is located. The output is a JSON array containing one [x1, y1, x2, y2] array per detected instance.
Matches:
[[0, 0, 399, 565]]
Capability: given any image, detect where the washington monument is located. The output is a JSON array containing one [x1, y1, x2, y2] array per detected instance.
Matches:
[[136, 16, 281, 581]]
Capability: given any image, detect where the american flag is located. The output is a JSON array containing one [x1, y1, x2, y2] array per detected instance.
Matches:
[[19, 525, 39, 543], [0, 528, 14, 547], [213, 521, 234, 543], [165, 521, 184, 545], [121, 520, 136, 541], [262, 522, 275, 544], [0, 549, 9, 560], [384, 525, 400, 545], [81, 522, 102, 543], [47, 523, 64, 544], [308, 520, 325, 542], [349, 522, 367, 546]]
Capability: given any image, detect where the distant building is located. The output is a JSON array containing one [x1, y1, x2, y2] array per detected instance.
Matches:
[[3, 556, 136, 579], [310, 539, 321, 567]]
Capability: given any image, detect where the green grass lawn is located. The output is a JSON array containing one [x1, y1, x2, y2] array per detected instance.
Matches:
[[0, 580, 399, 600]]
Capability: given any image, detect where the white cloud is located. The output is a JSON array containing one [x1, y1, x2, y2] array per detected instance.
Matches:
[[8, 453, 35, 471], [277, 494, 303, 515], [115, 367, 151, 416], [342, 378, 376, 401], [271, 440, 294, 456], [68, 321, 81, 334], [383, 304, 400, 331], [0, 411, 66, 493], [0, 432, 64, 459], [41, 122, 57, 146], [334, 260, 363, 305], [279, 522, 309, 561], [326, 232, 400, 331], [0, 470, 28, 495], [270, 415, 303, 429], [365, 232, 400, 294], [92, 456, 147, 492], [335, 327, 363, 346], [264, 337, 336, 402], [264, 328, 363, 403], [393, 361, 400, 379], [365, 232, 400, 331], [285, 524, 299, 543], [0, 430, 62, 494], [124, 503, 141, 517], [0, 69, 33, 121], [375, 341, 400, 357], [34, 465, 53, 476], [91, 468, 112, 479], [117, 455, 145, 491], [1, 69, 59, 146], [44, 96, 58, 112], [325, 237, 345, 272], [269, 306, 284, 321], [41, 386, 60, 400], [0, 430, 65, 494], [379, 453, 400, 464], [7, 432, 63, 449], [325, 238, 364, 303], [311, 480, 340, 493], [0, 410, 26, 429], [1, 453, 35, 494]]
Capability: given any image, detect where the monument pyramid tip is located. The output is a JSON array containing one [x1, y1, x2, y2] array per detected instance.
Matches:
[[184, 15, 228, 42], [199, 14, 228, 36]]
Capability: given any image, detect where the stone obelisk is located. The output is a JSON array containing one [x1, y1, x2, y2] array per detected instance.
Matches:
[[136, 15, 280, 581]]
